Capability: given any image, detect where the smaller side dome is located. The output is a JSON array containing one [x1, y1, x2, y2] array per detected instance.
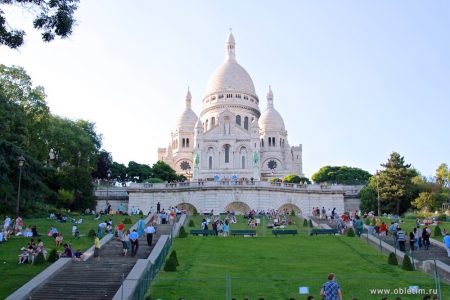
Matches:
[[258, 86, 285, 132], [175, 88, 198, 131]]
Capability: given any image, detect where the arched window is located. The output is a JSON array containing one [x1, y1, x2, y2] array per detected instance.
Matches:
[[182, 138, 186, 148], [272, 137, 276, 147], [244, 116, 249, 130], [242, 156, 246, 169], [205, 119, 209, 131], [236, 115, 241, 125], [211, 117, 215, 127], [224, 145, 230, 163], [186, 138, 189, 148], [209, 156, 213, 170], [261, 138, 264, 147]]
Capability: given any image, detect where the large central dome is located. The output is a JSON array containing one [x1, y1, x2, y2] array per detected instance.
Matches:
[[205, 59, 256, 96], [204, 32, 256, 98]]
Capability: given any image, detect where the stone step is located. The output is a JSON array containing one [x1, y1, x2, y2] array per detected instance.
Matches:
[[28, 221, 173, 300]]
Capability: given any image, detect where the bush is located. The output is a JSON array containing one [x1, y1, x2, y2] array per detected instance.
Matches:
[[88, 229, 96, 237], [47, 249, 59, 263], [388, 252, 398, 265], [163, 256, 177, 271], [403, 212, 417, 220], [33, 252, 46, 265], [402, 254, 414, 271], [365, 218, 370, 225], [437, 214, 448, 221], [178, 226, 188, 238], [123, 217, 132, 224], [138, 210, 144, 216], [347, 227, 355, 237], [290, 209, 295, 216], [188, 219, 195, 227], [170, 250, 179, 266], [371, 218, 376, 226], [303, 219, 308, 227], [434, 225, 442, 237], [308, 219, 313, 228], [192, 208, 198, 216]]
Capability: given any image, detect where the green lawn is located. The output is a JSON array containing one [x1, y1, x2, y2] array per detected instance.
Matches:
[[0, 214, 141, 299], [149, 215, 448, 300]]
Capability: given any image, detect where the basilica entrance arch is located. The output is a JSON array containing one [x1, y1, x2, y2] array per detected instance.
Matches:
[[278, 203, 301, 214], [224, 201, 251, 215], [177, 202, 199, 214]]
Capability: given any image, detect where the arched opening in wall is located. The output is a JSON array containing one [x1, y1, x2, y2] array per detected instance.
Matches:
[[236, 115, 241, 125], [224, 202, 251, 215], [244, 116, 249, 130], [211, 117, 216, 127], [224, 144, 230, 163], [208, 156, 213, 170], [278, 203, 302, 215], [177, 203, 199, 214]]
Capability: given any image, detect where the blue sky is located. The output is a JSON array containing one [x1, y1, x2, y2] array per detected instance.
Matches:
[[1, 1, 449, 177]]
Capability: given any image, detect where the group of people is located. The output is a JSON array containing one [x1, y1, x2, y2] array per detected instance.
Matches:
[[18, 238, 47, 264], [200, 217, 231, 237]]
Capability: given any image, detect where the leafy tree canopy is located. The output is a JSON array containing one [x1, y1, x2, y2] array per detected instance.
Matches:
[[311, 165, 371, 185], [0, 0, 79, 49], [283, 174, 311, 184]]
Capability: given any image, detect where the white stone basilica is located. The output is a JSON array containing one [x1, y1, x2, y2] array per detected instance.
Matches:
[[158, 32, 303, 180]]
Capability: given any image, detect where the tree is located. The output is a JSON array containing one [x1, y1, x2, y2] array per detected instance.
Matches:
[[111, 161, 127, 182], [0, 0, 80, 49], [378, 152, 417, 215], [151, 160, 185, 182], [127, 161, 152, 182], [359, 176, 378, 213], [57, 188, 75, 207], [311, 166, 371, 185], [283, 174, 311, 184], [436, 163, 449, 187], [92, 150, 112, 179], [412, 192, 435, 212]]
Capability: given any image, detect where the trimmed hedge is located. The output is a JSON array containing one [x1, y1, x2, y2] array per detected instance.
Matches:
[[178, 226, 188, 238], [388, 252, 398, 265], [402, 254, 414, 271], [347, 227, 355, 237]]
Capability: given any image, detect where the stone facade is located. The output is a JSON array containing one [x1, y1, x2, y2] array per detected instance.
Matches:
[[157, 32, 303, 180], [120, 182, 362, 215]]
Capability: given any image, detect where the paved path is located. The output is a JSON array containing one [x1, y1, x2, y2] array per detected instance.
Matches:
[[28, 223, 173, 300]]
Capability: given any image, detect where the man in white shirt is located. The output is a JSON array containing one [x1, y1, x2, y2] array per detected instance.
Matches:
[[145, 224, 156, 246]]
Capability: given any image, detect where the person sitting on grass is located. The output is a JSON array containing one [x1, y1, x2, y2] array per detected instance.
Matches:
[[48, 226, 58, 238], [60, 243, 73, 258], [18, 247, 30, 264], [73, 248, 84, 261], [55, 232, 63, 247], [32, 239, 47, 262]]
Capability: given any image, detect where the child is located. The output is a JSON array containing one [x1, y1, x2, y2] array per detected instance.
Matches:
[[73, 248, 83, 261]]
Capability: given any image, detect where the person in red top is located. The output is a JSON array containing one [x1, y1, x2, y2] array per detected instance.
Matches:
[[117, 222, 124, 238], [380, 222, 387, 236]]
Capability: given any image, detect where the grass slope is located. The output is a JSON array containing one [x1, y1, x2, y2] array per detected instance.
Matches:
[[149, 216, 447, 299], [0, 214, 140, 299]]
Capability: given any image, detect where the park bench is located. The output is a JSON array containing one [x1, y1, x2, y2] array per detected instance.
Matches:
[[272, 229, 298, 236], [190, 230, 216, 236], [230, 230, 257, 237], [310, 228, 338, 236]]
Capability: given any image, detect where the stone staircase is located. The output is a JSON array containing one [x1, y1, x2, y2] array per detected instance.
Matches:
[[28, 224, 173, 300]]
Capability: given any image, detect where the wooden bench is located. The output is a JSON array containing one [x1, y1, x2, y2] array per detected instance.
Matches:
[[310, 228, 338, 235], [272, 229, 298, 236], [230, 230, 257, 237], [190, 230, 216, 236]]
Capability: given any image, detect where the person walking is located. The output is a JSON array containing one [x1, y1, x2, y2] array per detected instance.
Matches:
[[443, 232, 450, 257], [355, 216, 363, 237], [397, 227, 406, 251], [121, 230, 130, 256], [93, 233, 101, 261], [129, 229, 139, 256], [320, 273, 342, 300], [145, 223, 156, 246]]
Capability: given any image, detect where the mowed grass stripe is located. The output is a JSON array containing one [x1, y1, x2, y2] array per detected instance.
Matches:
[[149, 216, 446, 299]]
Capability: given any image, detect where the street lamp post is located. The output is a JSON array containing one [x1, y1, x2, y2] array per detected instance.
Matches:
[[15, 156, 26, 233], [375, 170, 381, 217], [77, 151, 81, 167], [107, 170, 112, 199]]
